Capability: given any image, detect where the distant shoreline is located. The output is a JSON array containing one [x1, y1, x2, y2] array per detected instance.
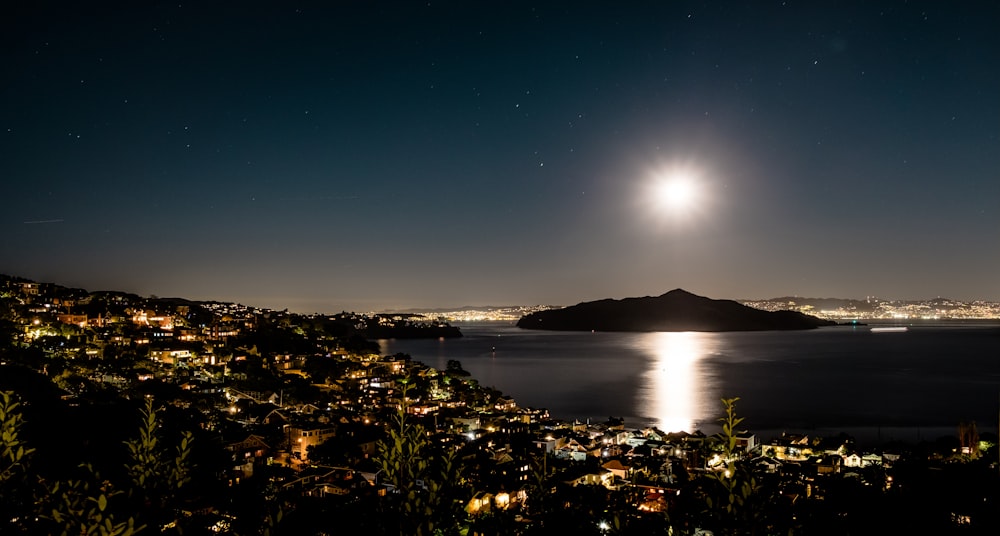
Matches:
[[825, 319, 1000, 327]]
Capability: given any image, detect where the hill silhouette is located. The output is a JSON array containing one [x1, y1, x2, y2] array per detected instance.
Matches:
[[516, 289, 835, 332]]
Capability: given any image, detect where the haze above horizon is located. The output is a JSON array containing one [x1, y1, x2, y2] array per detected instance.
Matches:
[[3, 2, 998, 312]]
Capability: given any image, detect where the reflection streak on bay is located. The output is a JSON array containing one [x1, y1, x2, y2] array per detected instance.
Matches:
[[640, 332, 719, 433]]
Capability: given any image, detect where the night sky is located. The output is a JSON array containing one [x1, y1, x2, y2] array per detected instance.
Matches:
[[3, 2, 999, 312]]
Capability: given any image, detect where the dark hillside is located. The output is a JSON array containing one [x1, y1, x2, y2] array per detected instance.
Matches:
[[516, 289, 834, 332]]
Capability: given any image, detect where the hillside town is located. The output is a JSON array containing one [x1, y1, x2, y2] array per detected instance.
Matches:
[[0, 274, 997, 535], [741, 296, 1000, 321]]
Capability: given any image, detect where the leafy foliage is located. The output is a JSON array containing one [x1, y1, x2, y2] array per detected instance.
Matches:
[[0, 391, 34, 485], [705, 397, 761, 535], [0, 391, 199, 534], [39, 464, 145, 536], [377, 384, 466, 536], [124, 397, 194, 494]]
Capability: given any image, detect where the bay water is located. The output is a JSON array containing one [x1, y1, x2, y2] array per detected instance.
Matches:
[[380, 322, 1000, 444]]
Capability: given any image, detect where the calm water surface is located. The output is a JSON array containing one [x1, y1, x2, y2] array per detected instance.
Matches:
[[381, 323, 1000, 441]]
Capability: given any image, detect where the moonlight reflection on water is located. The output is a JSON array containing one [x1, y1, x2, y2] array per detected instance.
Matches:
[[640, 332, 720, 433]]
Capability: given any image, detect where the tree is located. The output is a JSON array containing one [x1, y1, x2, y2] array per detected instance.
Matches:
[[123, 397, 194, 531], [0, 391, 34, 485], [0, 391, 36, 533], [445, 359, 470, 377], [377, 384, 466, 536], [40, 464, 145, 536], [302, 354, 349, 384], [35, 396, 197, 535], [1, 390, 146, 535], [705, 397, 761, 535]]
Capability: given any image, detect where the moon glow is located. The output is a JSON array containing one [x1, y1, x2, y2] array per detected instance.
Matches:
[[654, 173, 700, 214], [636, 162, 714, 230], [657, 177, 696, 210]]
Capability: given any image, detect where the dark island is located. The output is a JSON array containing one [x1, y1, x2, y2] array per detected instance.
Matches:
[[516, 288, 836, 332]]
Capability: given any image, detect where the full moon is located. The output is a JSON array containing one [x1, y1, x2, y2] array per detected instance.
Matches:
[[654, 174, 698, 212], [637, 163, 712, 228]]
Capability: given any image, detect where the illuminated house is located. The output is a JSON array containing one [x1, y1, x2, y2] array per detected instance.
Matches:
[[735, 431, 758, 455], [283, 466, 365, 498], [465, 490, 526, 514], [289, 425, 337, 461], [494, 395, 517, 412], [449, 415, 481, 432], [226, 434, 271, 482], [56, 313, 88, 327], [466, 492, 495, 514], [762, 434, 814, 461], [149, 348, 193, 366], [407, 402, 440, 416], [602, 459, 630, 480], [561, 465, 613, 487], [555, 438, 597, 461]]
